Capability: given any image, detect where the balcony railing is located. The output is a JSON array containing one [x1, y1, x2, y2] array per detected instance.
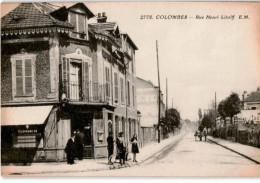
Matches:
[[61, 80, 109, 103]]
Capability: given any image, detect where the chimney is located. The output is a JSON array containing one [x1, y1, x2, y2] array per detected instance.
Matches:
[[97, 12, 107, 23], [242, 91, 247, 101]]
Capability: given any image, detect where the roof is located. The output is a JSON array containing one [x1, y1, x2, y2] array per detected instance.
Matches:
[[89, 23, 121, 46], [136, 77, 156, 89], [67, 3, 94, 18], [1, 105, 53, 126], [121, 33, 138, 50], [89, 22, 118, 32], [1, 3, 73, 31], [245, 91, 260, 102]]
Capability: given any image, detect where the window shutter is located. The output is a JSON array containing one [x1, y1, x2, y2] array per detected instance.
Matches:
[[114, 73, 118, 100], [120, 78, 124, 103], [127, 81, 130, 106], [78, 14, 85, 33], [132, 85, 135, 107], [84, 62, 89, 100], [66, 58, 70, 96], [15, 60, 23, 95], [105, 67, 110, 98], [61, 57, 67, 93], [25, 59, 32, 94], [70, 12, 77, 38]]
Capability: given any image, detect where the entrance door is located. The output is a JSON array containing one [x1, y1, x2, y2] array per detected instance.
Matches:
[[71, 113, 93, 158], [70, 62, 82, 100]]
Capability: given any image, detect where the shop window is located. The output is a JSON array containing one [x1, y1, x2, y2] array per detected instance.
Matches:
[[11, 54, 36, 99]]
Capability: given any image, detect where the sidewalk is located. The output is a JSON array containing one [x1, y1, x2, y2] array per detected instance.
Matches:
[[207, 136, 260, 164], [1, 132, 185, 176]]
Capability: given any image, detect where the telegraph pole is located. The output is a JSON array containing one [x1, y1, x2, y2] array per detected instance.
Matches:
[[156, 40, 161, 143], [215, 92, 217, 128], [166, 78, 168, 137]]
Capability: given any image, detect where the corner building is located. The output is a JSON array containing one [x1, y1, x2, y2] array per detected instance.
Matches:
[[1, 3, 139, 163]]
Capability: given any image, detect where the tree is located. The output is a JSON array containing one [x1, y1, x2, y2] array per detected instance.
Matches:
[[218, 92, 241, 125], [201, 114, 212, 131], [198, 108, 202, 120], [225, 92, 241, 124], [218, 100, 227, 124], [165, 108, 181, 133]]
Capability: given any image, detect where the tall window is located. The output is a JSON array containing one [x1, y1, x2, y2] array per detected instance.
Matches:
[[114, 72, 118, 101], [127, 81, 130, 106], [69, 12, 87, 39], [105, 67, 110, 98], [131, 60, 134, 73], [11, 54, 35, 97], [120, 78, 124, 104], [132, 85, 135, 107]]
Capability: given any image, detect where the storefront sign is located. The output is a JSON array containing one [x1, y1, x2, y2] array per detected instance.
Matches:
[[18, 129, 38, 134]]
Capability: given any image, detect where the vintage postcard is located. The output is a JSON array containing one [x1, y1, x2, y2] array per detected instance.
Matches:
[[1, 1, 260, 177]]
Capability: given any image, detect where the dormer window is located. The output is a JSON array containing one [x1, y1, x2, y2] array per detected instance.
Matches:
[[69, 11, 87, 39]]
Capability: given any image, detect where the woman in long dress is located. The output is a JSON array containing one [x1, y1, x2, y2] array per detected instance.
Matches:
[[131, 134, 139, 162]]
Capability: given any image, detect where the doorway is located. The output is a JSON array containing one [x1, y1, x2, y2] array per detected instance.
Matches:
[[69, 61, 82, 100], [71, 112, 93, 158]]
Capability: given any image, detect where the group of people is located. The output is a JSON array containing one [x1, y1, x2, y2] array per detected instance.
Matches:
[[107, 132, 139, 166], [65, 129, 84, 165], [194, 128, 207, 141], [65, 129, 140, 166]]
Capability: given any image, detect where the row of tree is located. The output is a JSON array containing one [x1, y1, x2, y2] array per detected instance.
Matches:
[[218, 92, 241, 125], [198, 92, 241, 132]]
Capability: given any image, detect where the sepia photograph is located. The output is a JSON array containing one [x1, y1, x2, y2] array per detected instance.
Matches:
[[1, 1, 260, 177]]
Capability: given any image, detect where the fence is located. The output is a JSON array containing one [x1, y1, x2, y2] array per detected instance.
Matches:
[[216, 125, 260, 148]]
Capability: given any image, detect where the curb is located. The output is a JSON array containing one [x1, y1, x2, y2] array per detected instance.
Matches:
[[208, 138, 260, 165]]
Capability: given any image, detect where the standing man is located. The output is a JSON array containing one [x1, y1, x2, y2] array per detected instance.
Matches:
[[75, 129, 84, 160], [65, 135, 76, 165], [107, 132, 114, 164], [203, 127, 207, 142], [116, 132, 126, 166]]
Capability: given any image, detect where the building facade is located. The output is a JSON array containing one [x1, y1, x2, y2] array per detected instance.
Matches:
[[242, 87, 260, 110], [136, 77, 165, 146], [1, 2, 139, 163]]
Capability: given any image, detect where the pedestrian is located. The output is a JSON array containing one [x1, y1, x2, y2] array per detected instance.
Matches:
[[75, 129, 84, 160], [116, 132, 126, 166], [107, 132, 114, 164], [203, 128, 207, 141], [65, 135, 76, 165], [131, 134, 139, 162], [194, 130, 198, 141]]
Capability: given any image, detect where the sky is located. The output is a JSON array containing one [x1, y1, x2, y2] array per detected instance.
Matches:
[[1, 1, 260, 122]]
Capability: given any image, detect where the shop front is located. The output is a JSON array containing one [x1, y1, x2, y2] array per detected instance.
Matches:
[[1, 105, 53, 164]]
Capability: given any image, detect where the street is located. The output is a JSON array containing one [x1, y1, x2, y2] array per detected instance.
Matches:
[[29, 132, 260, 177]]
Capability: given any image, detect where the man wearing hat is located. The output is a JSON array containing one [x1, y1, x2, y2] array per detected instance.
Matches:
[[116, 132, 126, 165], [107, 131, 114, 164]]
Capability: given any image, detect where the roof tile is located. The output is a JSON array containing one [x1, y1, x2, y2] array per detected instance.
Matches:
[[1, 3, 73, 30], [245, 91, 260, 102]]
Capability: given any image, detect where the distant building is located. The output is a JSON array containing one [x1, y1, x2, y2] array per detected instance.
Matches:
[[136, 77, 165, 146], [242, 87, 260, 110]]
